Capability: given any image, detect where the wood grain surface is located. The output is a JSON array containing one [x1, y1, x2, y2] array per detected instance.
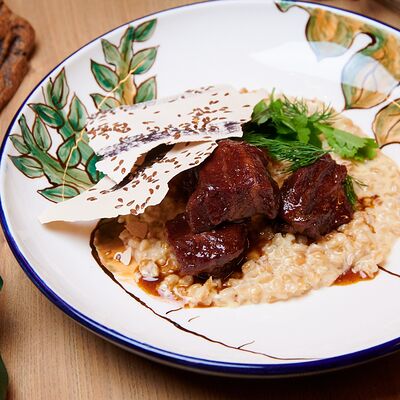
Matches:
[[0, 1, 399, 399]]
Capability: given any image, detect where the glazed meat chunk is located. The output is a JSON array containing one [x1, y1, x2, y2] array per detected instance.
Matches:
[[166, 213, 247, 276], [186, 140, 280, 233], [279, 154, 354, 239]]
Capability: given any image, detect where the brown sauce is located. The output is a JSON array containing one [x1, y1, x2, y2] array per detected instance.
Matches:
[[334, 269, 376, 286], [357, 195, 379, 211], [138, 277, 161, 296]]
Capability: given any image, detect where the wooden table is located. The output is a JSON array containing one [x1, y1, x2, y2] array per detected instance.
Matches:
[[0, 1, 399, 398]]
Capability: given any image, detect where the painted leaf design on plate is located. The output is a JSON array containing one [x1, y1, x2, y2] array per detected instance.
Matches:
[[134, 20, 157, 42], [130, 47, 157, 75], [101, 39, 123, 67], [68, 95, 88, 131], [9, 134, 29, 154], [91, 60, 120, 92], [119, 26, 135, 63], [135, 76, 157, 103], [38, 184, 80, 203], [10, 22, 157, 202], [90, 19, 158, 109], [373, 98, 400, 147], [57, 135, 81, 167], [33, 117, 52, 151], [29, 103, 64, 128], [10, 155, 44, 178], [51, 68, 70, 109], [277, 3, 400, 109], [10, 71, 101, 201], [90, 93, 121, 111]]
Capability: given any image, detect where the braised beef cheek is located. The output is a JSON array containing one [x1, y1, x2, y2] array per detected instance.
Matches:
[[166, 213, 247, 276], [186, 140, 280, 233], [279, 154, 354, 239]]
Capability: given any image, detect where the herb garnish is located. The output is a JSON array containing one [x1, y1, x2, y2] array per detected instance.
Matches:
[[343, 175, 357, 208], [244, 92, 378, 163], [243, 92, 377, 206], [243, 134, 328, 172]]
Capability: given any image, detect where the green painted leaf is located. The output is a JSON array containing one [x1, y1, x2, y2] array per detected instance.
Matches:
[[68, 95, 88, 131], [10, 155, 44, 178], [29, 103, 64, 128], [373, 98, 400, 146], [90, 93, 121, 110], [42, 81, 53, 105], [38, 184, 80, 203], [119, 26, 135, 63], [51, 68, 70, 109], [279, 6, 400, 109], [101, 39, 123, 67], [135, 76, 157, 103], [9, 134, 29, 154], [77, 135, 95, 166], [130, 47, 157, 74], [18, 114, 36, 150], [57, 135, 81, 167], [342, 27, 400, 109], [275, 1, 294, 12], [91, 60, 119, 92], [134, 20, 157, 42], [33, 117, 52, 151], [86, 153, 103, 183], [304, 8, 359, 59]]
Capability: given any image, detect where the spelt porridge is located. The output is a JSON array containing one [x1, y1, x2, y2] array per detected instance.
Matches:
[[92, 100, 400, 307]]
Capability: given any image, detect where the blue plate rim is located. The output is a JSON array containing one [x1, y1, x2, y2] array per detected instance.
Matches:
[[1, 0, 400, 377]]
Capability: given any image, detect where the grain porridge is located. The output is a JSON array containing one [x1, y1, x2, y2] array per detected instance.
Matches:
[[93, 100, 400, 307]]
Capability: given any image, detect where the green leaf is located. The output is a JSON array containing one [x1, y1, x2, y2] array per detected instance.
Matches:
[[10, 155, 44, 178], [283, 6, 400, 109], [243, 134, 328, 171], [0, 354, 7, 400], [29, 103, 64, 128], [135, 76, 157, 103], [9, 134, 29, 154], [38, 184, 80, 203], [101, 39, 123, 67], [86, 153, 103, 183], [317, 123, 378, 160], [344, 175, 357, 208], [91, 60, 119, 92], [68, 95, 88, 131], [372, 98, 400, 146], [57, 136, 81, 167], [18, 114, 36, 149], [77, 135, 95, 166], [119, 26, 135, 62], [51, 68, 70, 109], [90, 93, 121, 111], [33, 117, 52, 151], [134, 19, 157, 42], [129, 47, 157, 74]]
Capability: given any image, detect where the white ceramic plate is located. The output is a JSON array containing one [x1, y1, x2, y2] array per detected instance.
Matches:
[[1, 0, 400, 377]]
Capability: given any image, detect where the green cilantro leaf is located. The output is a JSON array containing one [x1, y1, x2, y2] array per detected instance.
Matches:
[[316, 124, 378, 161]]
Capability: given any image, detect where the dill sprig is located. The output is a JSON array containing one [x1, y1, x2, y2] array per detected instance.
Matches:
[[246, 91, 378, 161], [243, 133, 328, 172], [343, 175, 357, 208]]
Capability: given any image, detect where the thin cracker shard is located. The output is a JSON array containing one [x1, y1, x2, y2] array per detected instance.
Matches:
[[87, 86, 266, 183], [39, 141, 218, 223]]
